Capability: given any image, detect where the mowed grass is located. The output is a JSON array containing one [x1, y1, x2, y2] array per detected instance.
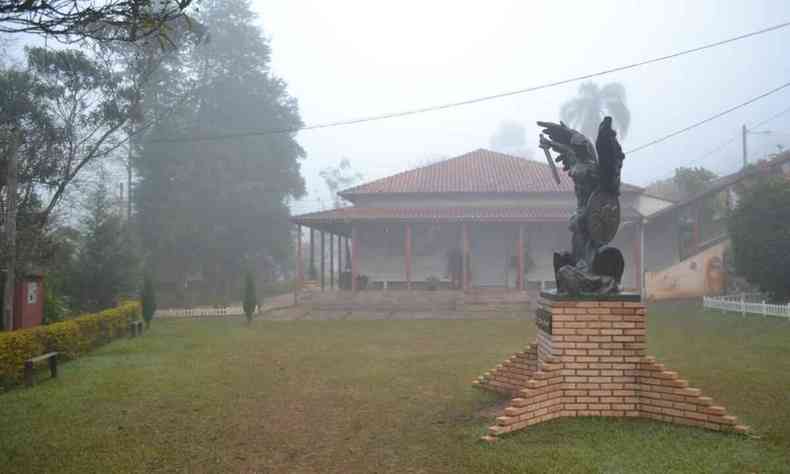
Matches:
[[1, 301, 789, 473]]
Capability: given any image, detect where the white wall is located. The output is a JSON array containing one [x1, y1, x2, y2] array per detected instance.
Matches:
[[353, 220, 634, 288], [349, 193, 642, 289], [636, 194, 675, 216]]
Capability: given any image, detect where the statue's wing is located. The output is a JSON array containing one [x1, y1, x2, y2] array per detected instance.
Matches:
[[538, 121, 597, 162], [595, 116, 625, 194], [537, 121, 573, 146]]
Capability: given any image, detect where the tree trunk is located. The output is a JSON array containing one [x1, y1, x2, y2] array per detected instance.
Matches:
[[3, 131, 19, 331]]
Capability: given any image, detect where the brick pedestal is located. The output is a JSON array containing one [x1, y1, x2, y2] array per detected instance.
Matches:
[[474, 291, 748, 442]]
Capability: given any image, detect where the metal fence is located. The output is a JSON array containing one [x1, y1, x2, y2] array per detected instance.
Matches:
[[703, 294, 790, 319]]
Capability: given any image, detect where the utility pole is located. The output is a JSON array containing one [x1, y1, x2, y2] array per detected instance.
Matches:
[[3, 130, 19, 331], [741, 124, 748, 169]]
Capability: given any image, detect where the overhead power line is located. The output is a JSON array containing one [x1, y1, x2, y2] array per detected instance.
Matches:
[[148, 19, 790, 144], [640, 101, 790, 182], [624, 81, 790, 154], [692, 103, 790, 163]]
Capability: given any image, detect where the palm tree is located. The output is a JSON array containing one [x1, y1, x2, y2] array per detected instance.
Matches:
[[560, 81, 630, 141]]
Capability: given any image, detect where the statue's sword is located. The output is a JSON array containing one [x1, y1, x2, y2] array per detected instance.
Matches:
[[539, 135, 561, 185]]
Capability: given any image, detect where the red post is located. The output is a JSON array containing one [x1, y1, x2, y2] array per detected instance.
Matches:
[[405, 223, 412, 289], [462, 223, 470, 291], [517, 224, 525, 291], [351, 225, 359, 291], [337, 233, 342, 288], [296, 225, 304, 289]]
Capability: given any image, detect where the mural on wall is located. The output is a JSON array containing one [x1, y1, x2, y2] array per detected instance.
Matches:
[[645, 241, 728, 301]]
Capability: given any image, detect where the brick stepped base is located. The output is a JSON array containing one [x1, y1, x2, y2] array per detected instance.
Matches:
[[473, 294, 748, 443], [475, 344, 538, 396]]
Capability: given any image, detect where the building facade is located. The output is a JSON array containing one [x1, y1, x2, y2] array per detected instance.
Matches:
[[292, 149, 670, 293]]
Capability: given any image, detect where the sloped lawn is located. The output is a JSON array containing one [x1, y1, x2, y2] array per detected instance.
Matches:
[[1, 301, 788, 473]]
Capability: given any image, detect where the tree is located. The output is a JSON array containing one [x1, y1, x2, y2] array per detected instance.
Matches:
[[69, 179, 137, 312], [673, 166, 718, 198], [560, 81, 630, 140], [646, 166, 719, 202], [319, 158, 363, 208], [489, 120, 532, 158], [24, 47, 133, 226], [136, 0, 305, 301], [0, 66, 58, 330], [728, 176, 790, 302], [141, 273, 156, 328], [0, 0, 195, 43], [242, 270, 256, 323]]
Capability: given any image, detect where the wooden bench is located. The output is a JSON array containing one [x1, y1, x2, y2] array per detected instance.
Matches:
[[24, 352, 59, 387], [128, 320, 144, 337]]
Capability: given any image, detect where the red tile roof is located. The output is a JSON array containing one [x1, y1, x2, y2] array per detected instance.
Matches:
[[340, 149, 642, 196], [291, 205, 642, 225]]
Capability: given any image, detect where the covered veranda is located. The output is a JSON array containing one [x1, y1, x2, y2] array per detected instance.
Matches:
[[290, 206, 646, 294]]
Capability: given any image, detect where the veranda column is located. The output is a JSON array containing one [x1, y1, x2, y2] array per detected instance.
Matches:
[[337, 233, 343, 289], [320, 231, 325, 291], [330, 233, 335, 289], [296, 225, 304, 289], [517, 224, 525, 291], [351, 225, 359, 291], [405, 223, 412, 289], [462, 222, 470, 291], [309, 228, 315, 280]]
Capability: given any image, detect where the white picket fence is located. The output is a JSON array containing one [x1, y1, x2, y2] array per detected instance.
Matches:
[[703, 294, 790, 319], [155, 305, 244, 319]]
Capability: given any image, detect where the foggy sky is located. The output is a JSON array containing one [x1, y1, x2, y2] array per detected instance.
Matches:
[[4, 1, 789, 215], [252, 0, 790, 214]]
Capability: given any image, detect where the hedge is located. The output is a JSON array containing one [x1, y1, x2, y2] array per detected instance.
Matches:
[[0, 302, 141, 387]]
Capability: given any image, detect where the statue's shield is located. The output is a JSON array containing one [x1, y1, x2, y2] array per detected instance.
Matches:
[[585, 190, 620, 244]]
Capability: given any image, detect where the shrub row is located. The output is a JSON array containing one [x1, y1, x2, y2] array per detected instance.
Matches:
[[0, 302, 141, 386]]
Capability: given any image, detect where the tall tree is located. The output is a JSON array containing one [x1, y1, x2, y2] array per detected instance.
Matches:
[[0, 66, 58, 330], [24, 47, 132, 224], [673, 166, 718, 198], [560, 81, 630, 140], [728, 176, 790, 302], [0, 0, 195, 43], [137, 0, 305, 300], [489, 120, 532, 158], [69, 179, 137, 312], [646, 166, 719, 202], [319, 158, 363, 208]]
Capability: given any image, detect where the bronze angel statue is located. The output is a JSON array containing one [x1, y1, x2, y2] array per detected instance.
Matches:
[[537, 116, 626, 295]]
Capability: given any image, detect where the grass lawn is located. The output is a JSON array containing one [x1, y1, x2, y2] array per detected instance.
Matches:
[[1, 300, 789, 473]]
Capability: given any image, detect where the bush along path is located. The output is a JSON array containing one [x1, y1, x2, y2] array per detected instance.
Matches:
[[0, 302, 141, 389]]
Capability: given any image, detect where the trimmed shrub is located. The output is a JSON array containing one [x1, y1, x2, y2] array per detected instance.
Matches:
[[243, 271, 257, 323], [141, 275, 156, 328], [0, 302, 140, 387]]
